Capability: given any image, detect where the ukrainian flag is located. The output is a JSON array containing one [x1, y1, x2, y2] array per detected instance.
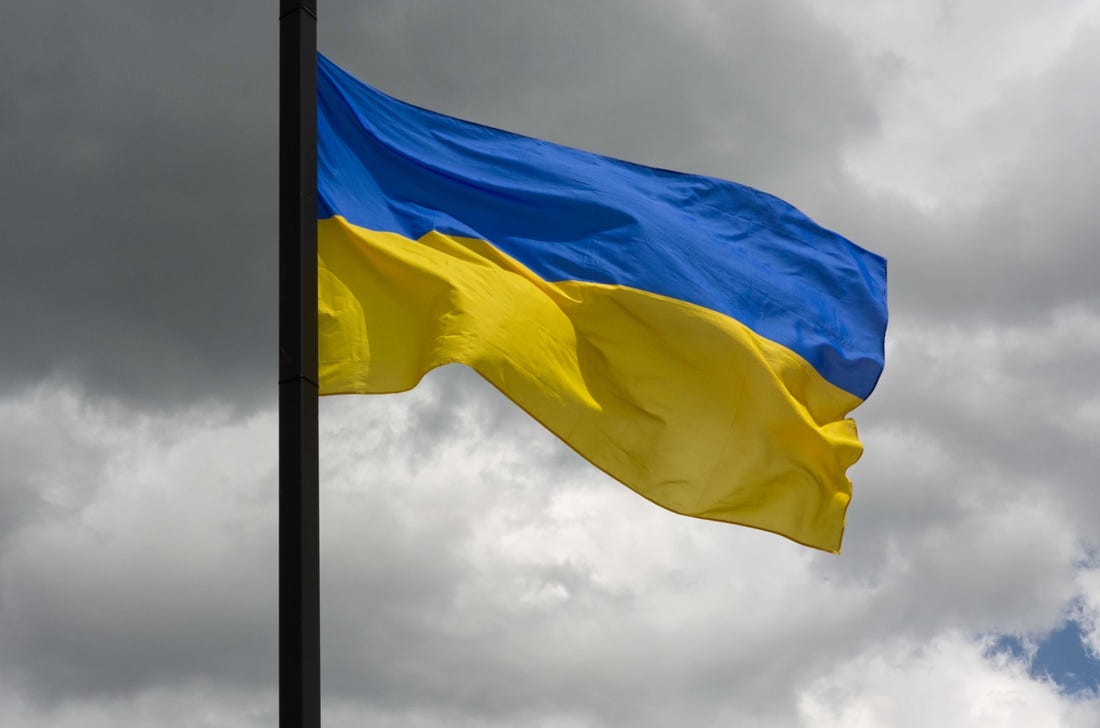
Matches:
[[316, 54, 887, 552]]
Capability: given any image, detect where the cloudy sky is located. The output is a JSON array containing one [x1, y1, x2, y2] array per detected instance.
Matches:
[[2, 1, 1099, 726]]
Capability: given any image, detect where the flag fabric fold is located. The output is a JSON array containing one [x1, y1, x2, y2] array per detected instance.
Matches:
[[316, 53, 887, 552]]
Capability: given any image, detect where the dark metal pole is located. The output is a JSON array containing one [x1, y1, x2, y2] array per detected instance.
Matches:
[[279, 2, 318, 727]]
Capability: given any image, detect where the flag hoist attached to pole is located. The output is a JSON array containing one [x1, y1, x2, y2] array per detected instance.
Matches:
[[315, 53, 888, 553]]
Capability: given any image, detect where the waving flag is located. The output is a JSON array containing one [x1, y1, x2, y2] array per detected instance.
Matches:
[[316, 53, 887, 552]]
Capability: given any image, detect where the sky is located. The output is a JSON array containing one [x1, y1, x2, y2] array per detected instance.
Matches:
[[1, 1, 1099, 726]]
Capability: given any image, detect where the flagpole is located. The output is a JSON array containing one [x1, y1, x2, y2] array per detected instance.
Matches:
[[279, 2, 319, 727]]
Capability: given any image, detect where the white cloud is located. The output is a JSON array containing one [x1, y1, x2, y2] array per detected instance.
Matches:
[[0, 362, 1097, 725], [798, 632, 1100, 728], [0, 386, 277, 702], [822, 0, 1100, 211], [1076, 566, 1100, 659]]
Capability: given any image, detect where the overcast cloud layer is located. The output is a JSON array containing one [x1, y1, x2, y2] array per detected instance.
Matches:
[[2, 1, 1099, 726]]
